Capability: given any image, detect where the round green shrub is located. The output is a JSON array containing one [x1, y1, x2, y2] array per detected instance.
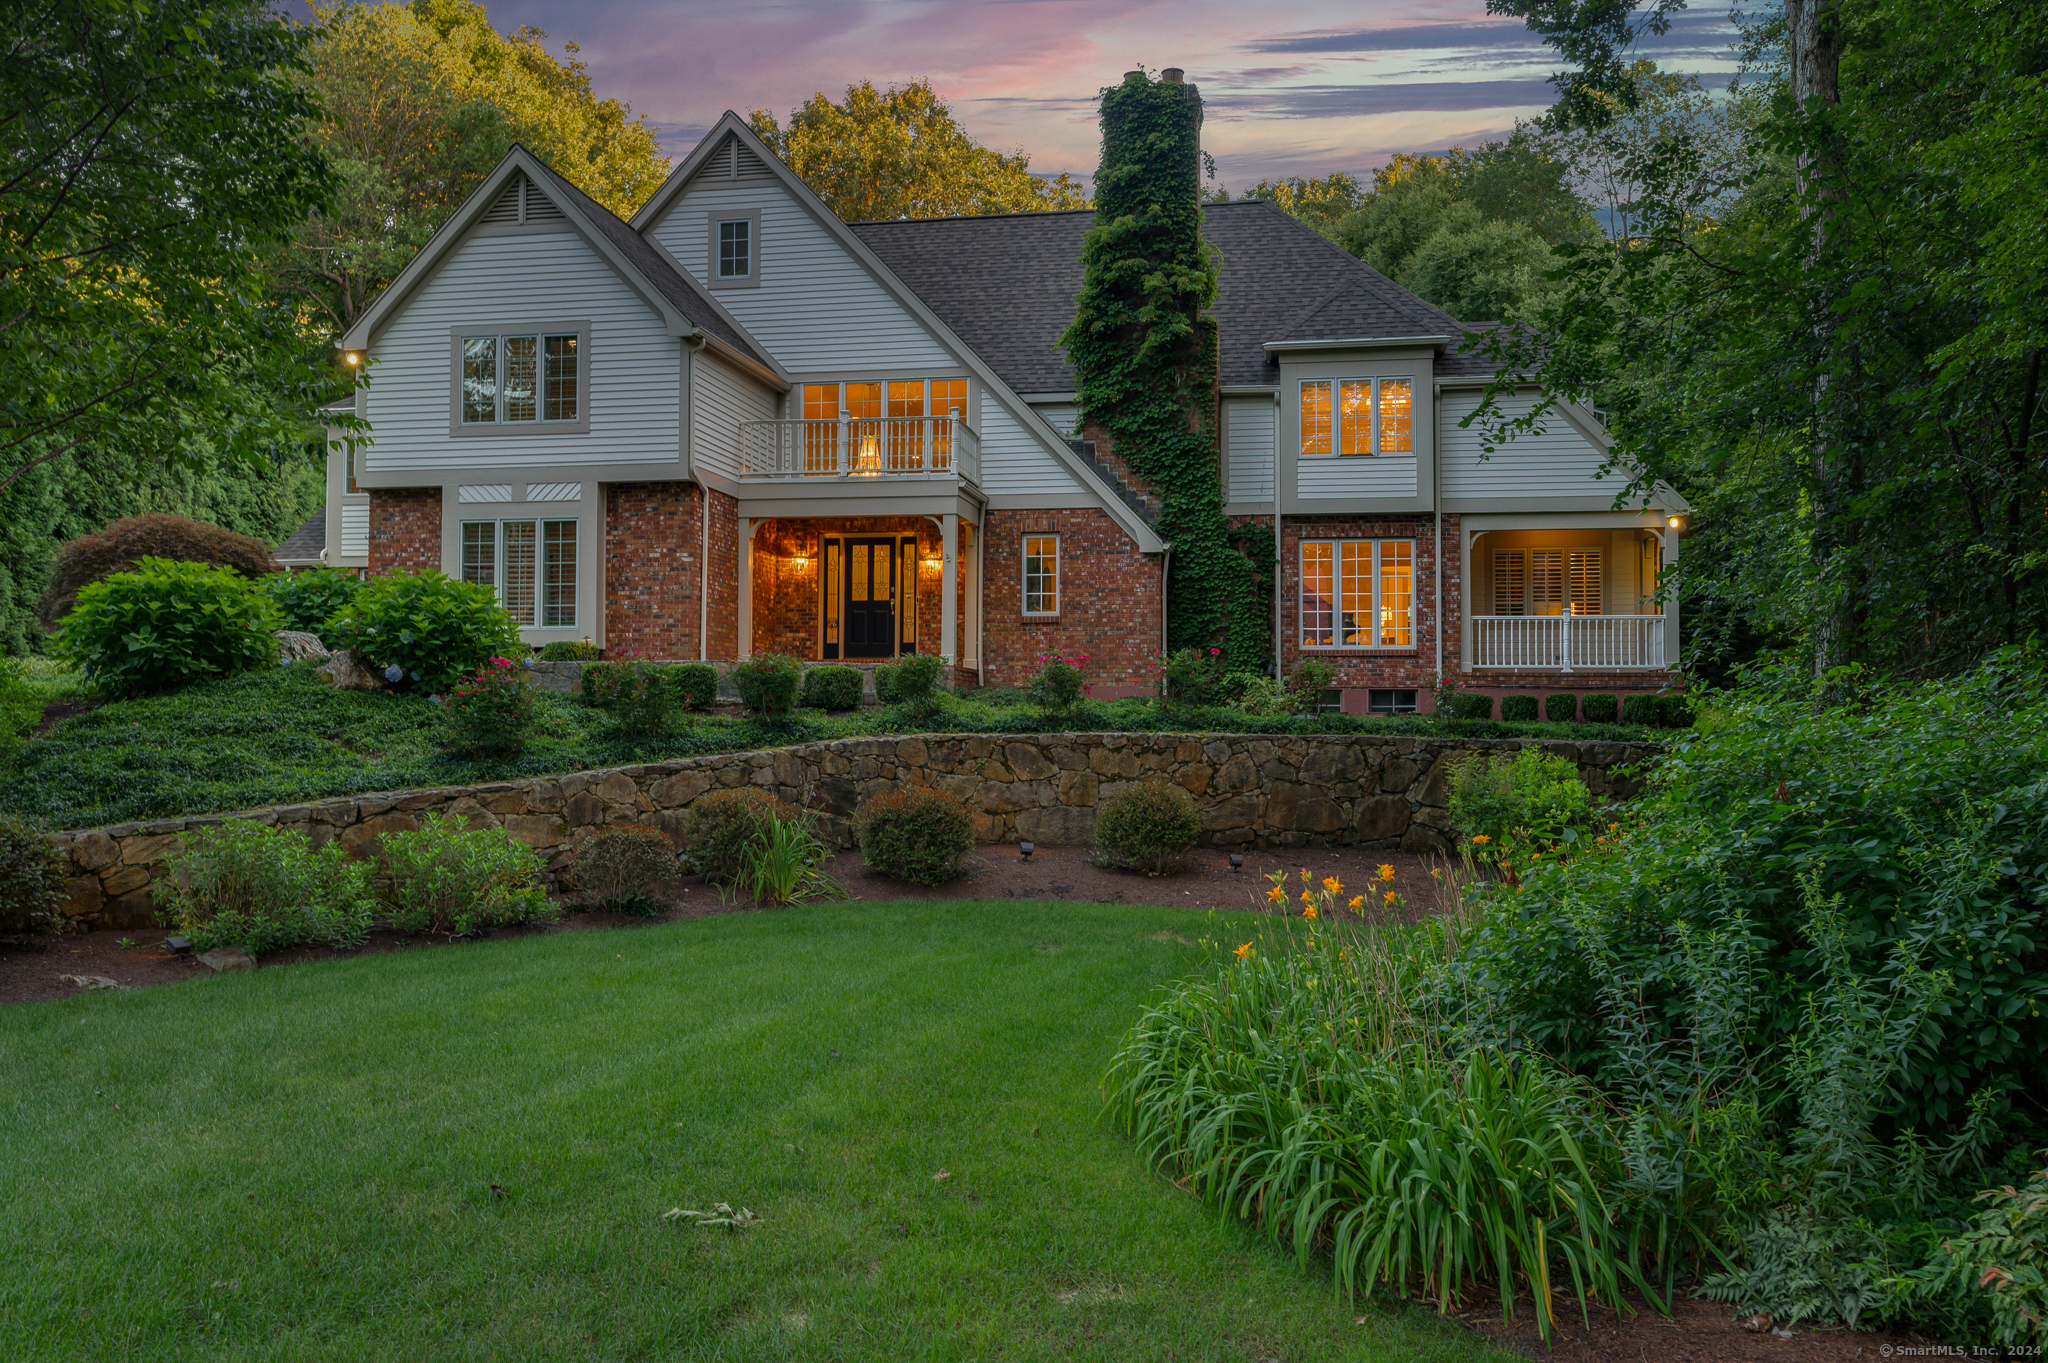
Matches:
[[538, 640, 601, 661], [730, 652, 803, 718], [683, 787, 800, 884], [673, 662, 718, 711], [0, 811, 65, 935], [377, 812, 556, 937], [1161, 646, 1226, 708], [1288, 658, 1337, 714], [1451, 691, 1495, 721], [1621, 693, 1658, 727], [1027, 653, 1088, 713], [572, 823, 678, 917], [873, 662, 900, 704], [1093, 779, 1202, 874], [886, 654, 948, 713], [1656, 693, 1694, 729], [443, 656, 534, 757], [802, 665, 865, 711], [851, 787, 974, 885], [1501, 694, 1540, 723], [580, 660, 677, 737], [261, 568, 360, 640], [325, 569, 522, 694], [1545, 693, 1579, 723], [1581, 692, 1619, 724], [57, 557, 283, 696]]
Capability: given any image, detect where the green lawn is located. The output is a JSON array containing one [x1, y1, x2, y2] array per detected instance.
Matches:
[[0, 901, 1517, 1362]]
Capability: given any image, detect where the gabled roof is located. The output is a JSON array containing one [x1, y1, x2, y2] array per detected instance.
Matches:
[[848, 199, 1497, 393], [274, 510, 325, 567], [339, 146, 781, 385]]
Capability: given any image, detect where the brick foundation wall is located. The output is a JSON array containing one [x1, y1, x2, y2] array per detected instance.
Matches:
[[982, 507, 1161, 690], [604, 482, 701, 659], [367, 488, 442, 575]]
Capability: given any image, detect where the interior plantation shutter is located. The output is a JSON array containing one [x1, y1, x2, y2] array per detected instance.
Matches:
[[1531, 551, 1564, 614], [1492, 551, 1526, 615], [1569, 549, 1603, 615]]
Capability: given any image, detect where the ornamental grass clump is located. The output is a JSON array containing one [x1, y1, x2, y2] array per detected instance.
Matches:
[[160, 821, 375, 956], [572, 823, 678, 918], [1092, 779, 1201, 874], [58, 558, 283, 696], [851, 787, 974, 885], [443, 657, 534, 757], [377, 812, 556, 938]]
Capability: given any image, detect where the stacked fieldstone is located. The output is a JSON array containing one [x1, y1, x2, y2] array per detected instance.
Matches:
[[51, 732, 1659, 930]]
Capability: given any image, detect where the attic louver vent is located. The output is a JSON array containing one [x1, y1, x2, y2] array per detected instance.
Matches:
[[733, 141, 768, 177], [523, 186, 564, 221], [482, 180, 523, 223]]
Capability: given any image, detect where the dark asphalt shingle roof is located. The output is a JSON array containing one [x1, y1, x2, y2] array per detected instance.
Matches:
[[274, 510, 325, 566], [847, 199, 1497, 392], [524, 158, 773, 371]]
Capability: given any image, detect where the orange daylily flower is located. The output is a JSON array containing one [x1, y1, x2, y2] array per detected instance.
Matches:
[[1266, 886, 1287, 903], [1302, 904, 1318, 920], [1377, 863, 1395, 882], [1347, 895, 1364, 911], [1322, 876, 1342, 894], [1233, 942, 1253, 959], [1472, 835, 1492, 845]]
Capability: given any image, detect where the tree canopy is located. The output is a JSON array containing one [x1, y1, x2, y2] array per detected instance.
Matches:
[[749, 79, 1089, 222]]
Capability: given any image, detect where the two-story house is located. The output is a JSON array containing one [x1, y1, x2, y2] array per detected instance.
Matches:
[[324, 109, 1686, 712]]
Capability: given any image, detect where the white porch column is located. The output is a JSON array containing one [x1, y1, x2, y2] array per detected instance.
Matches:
[[1661, 525, 1682, 667], [940, 513, 958, 665], [1459, 527, 1477, 672], [737, 517, 754, 660]]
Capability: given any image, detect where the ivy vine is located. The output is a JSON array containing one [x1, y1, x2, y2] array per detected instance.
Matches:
[[1059, 71, 1265, 667]]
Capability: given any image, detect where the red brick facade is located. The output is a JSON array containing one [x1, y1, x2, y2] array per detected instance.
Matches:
[[367, 488, 441, 575], [748, 517, 955, 661], [982, 507, 1162, 691], [604, 481, 702, 659], [705, 489, 739, 661], [1275, 515, 1456, 702]]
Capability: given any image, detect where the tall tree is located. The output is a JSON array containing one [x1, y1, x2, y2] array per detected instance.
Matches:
[[0, 0, 346, 498], [749, 80, 1089, 222]]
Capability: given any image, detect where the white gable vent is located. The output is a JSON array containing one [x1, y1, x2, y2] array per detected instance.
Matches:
[[479, 175, 566, 225], [733, 140, 768, 178], [459, 484, 514, 503], [481, 180, 522, 223], [523, 481, 582, 503], [523, 184, 565, 221]]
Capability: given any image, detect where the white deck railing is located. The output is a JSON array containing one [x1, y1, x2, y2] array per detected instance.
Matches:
[[1471, 613, 1668, 671], [737, 416, 980, 485]]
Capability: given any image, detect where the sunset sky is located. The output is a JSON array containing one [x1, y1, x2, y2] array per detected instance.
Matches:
[[382, 0, 1746, 187]]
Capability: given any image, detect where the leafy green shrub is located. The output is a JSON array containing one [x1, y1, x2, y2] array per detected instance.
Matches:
[[1500, 694, 1540, 722], [537, 640, 600, 661], [884, 653, 948, 714], [682, 787, 800, 884], [1580, 692, 1618, 724], [0, 812, 65, 935], [572, 823, 677, 917], [729, 652, 803, 718], [1656, 692, 1694, 728], [873, 662, 900, 704], [1620, 693, 1658, 726], [377, 812, 556, 937], [581, 659, 678, 737], [801, 665, 864, 711], [325, 569, 522, 694], [57, 558, 283, 696], [1450, 691, 1494, 721], [1093, 780, 1202, 874], [1445, 746, 1594, 850], [0, 658, 46, 766], [160, 821, 375, 956], [851, 787, 974, 885], [1234, 674, 1291, 717], [674, 662, 718, 712], [1287, 658, 1336, 713], [262, 568, 360, 640], [1885, 1159, 2048, 1348], [1545, 693, 1578, 723], [1027, 653, 1088, 713], [1160, 647, 1225, 708], [443, 657, 534, 757]]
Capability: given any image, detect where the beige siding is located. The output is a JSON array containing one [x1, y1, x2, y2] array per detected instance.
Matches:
[[363, 229, 680, 473], [1298, 455, 1418, 500], [692, 347, 775, 480], [1032, 403, 1079, 438], [1224, 398, 1276, 502], [979, 402, 1076, 497], [1440, 392, 1612, 498]]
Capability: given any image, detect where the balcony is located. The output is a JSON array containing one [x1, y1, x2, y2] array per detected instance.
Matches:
[[738, 416, 980, 485], [1471, 613, 1667, 671]]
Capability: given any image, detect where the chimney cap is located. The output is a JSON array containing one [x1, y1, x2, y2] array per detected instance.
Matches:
[[1124, 68, 1145, 80], [1162, 67, 1184, 83]]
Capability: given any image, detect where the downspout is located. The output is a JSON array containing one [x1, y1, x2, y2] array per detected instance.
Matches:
[[1272, 388, 1283, 679], [684, 337, 711, 662], [1160, 542, 1173, 678], [1433, 384, 1443, 688]]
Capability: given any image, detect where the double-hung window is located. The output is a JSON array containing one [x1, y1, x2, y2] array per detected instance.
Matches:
[[462, 518, 578, 628], [1023, 535, 1059, 615], [1300, 539, 1413, 647], [1298, 378, 1414, 456], [459, 332, 579, 425]]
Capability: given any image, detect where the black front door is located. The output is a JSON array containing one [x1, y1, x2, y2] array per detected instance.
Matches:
[[845, 538, 896, 659]]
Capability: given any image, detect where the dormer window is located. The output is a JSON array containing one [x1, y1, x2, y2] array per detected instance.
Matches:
[[461, 333, 578, 424], [1300, 377, 1413, 456], [718, 219, 751, 278]]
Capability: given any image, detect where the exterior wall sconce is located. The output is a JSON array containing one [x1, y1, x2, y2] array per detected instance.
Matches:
[[1667, 515, 1685, 530], [343, 351, 362, 367]]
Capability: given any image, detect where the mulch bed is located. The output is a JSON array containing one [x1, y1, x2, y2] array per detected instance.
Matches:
[[1, 844, 1445, 1009], [1458, 1287, 1940, 1363]]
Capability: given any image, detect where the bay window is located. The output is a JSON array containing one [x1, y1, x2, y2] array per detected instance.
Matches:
[[461, 518, 578, 628], [1300, 538, 1413, 648]]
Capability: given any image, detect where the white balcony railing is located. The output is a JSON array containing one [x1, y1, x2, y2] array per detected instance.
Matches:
[[1471, 613, 1667, 671], [738, 415, 980, 485]]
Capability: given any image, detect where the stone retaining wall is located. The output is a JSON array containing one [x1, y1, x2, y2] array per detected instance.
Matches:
[[54, 733, 1659, 931]]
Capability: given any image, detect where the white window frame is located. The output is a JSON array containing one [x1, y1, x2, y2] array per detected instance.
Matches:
[[1298, 376, 1415, 457], [1298, 538, 1415, 650], [447, 323, 590, 437], [460, 517, 579, 629], [1023, 534, 1060, 616]]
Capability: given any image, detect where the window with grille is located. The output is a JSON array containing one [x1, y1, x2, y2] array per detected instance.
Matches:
[[1299, 539, 1414, 647], [1299, 377, 1415, 456], [1023, 535, 1059, 615], [460, 518, 577, 627], [459, 333, 578, 424], [796, 380, 970, 473], [717, 218, 751, 277]]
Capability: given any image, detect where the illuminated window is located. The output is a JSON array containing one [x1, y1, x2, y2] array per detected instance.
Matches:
[[1493, 546, 1603, 616], [1378, 377, 1412, 453], [1024, 535, 1059, 615], [1299, 539, 1414, 648], [1339, 380, 1372, 456], [1299, 380, 1332, 457], [459, 519, 577, 627], [1302, 376, 1414, 455], [458, 333, 578, 424], [931, 379, 967, 468]]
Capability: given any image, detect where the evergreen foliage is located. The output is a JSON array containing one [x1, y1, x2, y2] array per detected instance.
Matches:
[[1061, 72, 1259, 661]]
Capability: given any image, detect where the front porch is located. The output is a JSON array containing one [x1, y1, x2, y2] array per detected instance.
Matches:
[[1463, 522, 1679, 674], [737, 515, 979, 674]]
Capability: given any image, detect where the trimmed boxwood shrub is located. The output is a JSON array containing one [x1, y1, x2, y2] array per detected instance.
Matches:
[[1657, 693, 1694, 728], [683, 787, 800, 884], [1581, 692, 1619, 724], [802, 665, 865, 711], [1545, 692, 1578, 723], [1621, 693, 1658, 727], [674, 662, 718, 712], [538, 640, 601, 661], [261, 567, 360, 640], [883, 653, 948, 713], [1500, 694, 1540, 722], [730, 652, 803, 718], [1093, 780, 1202, 875], [58, 558, 283, 696], [572, 823, 678, 917], [581, 659, 678, 737], [851, 787, 974, 885], [325, 569, 522, 694], [1451, 691, 1495, 721]]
